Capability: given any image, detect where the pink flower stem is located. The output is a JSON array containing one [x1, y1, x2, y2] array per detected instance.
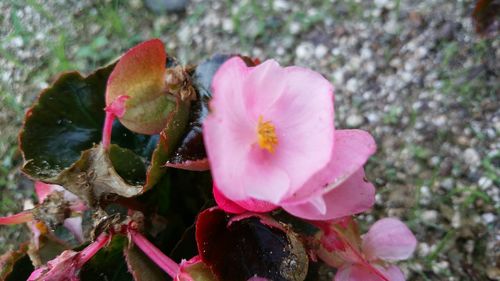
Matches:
[[101, 111, 115, 150], [80, 232, 112, 264], [0, 211, 34, 225], [102, 95, 129, 150], [129, 228, 180, 278]]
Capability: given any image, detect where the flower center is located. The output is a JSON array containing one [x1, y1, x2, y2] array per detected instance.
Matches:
[[257, 115, 278, 153]]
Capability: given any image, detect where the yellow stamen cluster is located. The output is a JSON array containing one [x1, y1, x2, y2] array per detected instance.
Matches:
[[257, 115, 278, 153]]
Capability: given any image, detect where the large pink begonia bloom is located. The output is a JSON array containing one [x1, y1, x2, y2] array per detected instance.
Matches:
[[318, 218, 417, 281], [203, 57, 377, 220]]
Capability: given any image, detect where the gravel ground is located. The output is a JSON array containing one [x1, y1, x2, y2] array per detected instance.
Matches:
[[0, 0, 498, 280]]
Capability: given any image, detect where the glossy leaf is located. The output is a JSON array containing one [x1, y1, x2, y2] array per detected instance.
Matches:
[[196, 208, 308, 281], [20, 61, 189, 205], [20, 64, 114, 180], [106, 39, 175, 135]]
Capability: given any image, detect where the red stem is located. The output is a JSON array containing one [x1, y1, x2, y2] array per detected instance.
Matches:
[[0, 211, 34, 225], [80, 232, 112, 264], [129, 228, 180, 278], [101, 110, 115, 150], [102, 95, 129, 150]]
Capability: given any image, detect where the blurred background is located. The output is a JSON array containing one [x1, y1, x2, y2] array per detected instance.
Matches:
[[0, 0, 498, 280]]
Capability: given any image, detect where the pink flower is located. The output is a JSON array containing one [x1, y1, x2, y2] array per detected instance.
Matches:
[[317, 218, 417, 281], [203, 57, 377, 220]]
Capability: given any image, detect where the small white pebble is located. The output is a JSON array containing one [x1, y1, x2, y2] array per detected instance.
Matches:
[[482, 213, 496, 224]]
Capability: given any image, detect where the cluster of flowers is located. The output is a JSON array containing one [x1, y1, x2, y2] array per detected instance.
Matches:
[[0, 39, 417, 281]]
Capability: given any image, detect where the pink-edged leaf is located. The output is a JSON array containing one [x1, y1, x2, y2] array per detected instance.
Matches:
[[106, 39, 175, 135], [362, 218, 417, 262]]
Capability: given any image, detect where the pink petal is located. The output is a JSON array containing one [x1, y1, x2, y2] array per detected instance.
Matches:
[[362, 218, 417, 261], [282, 169, 375, 220], [64, 217, 84, 243], [213, 184, 246, 214], [34, 181, 59, 203], [204, 57, 336, 205], [205, 58, 293, 204], [374, 265, 406, 281], [335, 264, 404, 281], [34, 181, 80, 203], [262, 65, 335, 198], [204, 57, 255, 201], [243, 60, 287, 118], [284, 129, 376, 205], [213, 184, 277, 214]]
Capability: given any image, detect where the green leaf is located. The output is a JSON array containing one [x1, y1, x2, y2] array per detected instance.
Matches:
[[124, 244, 168, 281], [20, 64, 114, 179]]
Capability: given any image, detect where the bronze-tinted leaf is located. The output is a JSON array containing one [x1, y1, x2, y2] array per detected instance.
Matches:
[[196, 208, 308, 281]]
